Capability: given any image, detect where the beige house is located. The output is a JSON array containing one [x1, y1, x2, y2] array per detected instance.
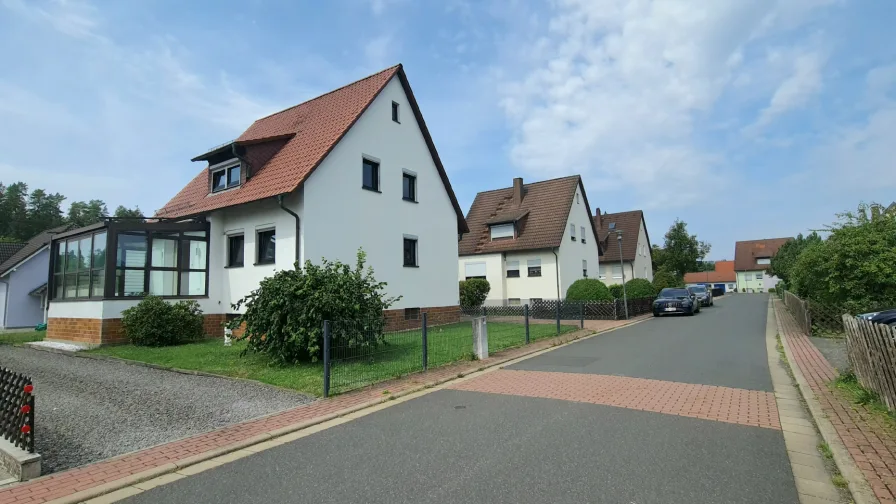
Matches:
[[593, 210, 653, 286]]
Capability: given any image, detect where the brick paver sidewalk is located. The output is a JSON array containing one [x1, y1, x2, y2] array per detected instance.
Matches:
[[775, 299, 896, 503], [0, 316, 648, 504], [450, 369, 780, 429]]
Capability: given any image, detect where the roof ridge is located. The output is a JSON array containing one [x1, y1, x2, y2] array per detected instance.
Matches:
[[734, 237, 793, 243], [250, 64, 402, 124], [472, 174, 580, 196]]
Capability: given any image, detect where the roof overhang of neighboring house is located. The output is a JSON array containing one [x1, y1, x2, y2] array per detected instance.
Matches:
[[28, 283, 47, 297], [0, 224, 74, 278]]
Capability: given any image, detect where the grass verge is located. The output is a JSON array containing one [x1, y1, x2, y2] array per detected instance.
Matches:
[[89, 322, 577, 397], [0, 330, 45, 345], [832, 372, 896, 429]]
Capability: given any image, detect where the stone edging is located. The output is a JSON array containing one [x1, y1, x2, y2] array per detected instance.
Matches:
[[774, 300, 878, 504], [32, 316, 650, 503]]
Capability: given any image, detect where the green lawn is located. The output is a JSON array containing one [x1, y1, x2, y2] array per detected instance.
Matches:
[[0, 330, 45, 345], [89, 321, 578, 396]]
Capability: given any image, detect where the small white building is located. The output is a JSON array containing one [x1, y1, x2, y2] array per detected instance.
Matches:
[[46, 64, 469, 345], [457, 176, 602, 305], [734, 238, 792, 293], [593, 210, 653, 286]]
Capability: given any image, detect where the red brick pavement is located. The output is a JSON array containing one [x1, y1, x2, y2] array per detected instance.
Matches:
[[775, 299, 896, 503], [0, 316, 649, 504], [450, 369, 781, 430]]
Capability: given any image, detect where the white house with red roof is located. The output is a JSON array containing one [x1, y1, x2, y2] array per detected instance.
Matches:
[[45, 64, 469, 345]]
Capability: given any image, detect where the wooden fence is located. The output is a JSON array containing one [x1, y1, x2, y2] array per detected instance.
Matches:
[[784, 291, 812, 336], [842, 315, 896, 411]]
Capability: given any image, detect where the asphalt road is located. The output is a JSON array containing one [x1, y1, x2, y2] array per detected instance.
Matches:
[[124, 294, 799, 504]]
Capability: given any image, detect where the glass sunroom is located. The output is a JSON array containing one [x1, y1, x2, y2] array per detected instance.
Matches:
[[49, 219, 210, 300]]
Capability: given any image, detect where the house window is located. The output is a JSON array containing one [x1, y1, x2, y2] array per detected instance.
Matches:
[[54, 232, 107, 300], [490, 223, 514, 240], [583, 259, 588, 278], [580, 226, 586, 244], [756, 272, 763, 280], [757, 258, 771, 265], [403, 237, 417, 267], [612, 264, 623, 278], [506, 260, 520, 278], [392, 101, 400, 123], [530, 298, 543, 303], [402, 172, 416, 202], [745, 273, 752, 281], [576, 193, 580, 204], [599, 265, 607, 279], [728, 283, 735, 289], [527, 258, 542, 277], [508, 298, 521, 306], [570, 224, 576, 241], [211, 163, 241, 193], [404, 307, 420, 320], [609, 222, 616, 230], [257, 229, 276, 265], [464, 262, 486, 280], [362, 158, 380, 191], [227, 235, 244, 267]]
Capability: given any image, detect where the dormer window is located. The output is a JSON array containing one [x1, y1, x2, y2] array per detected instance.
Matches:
[[490, 223, 514, 240], [211, 161, 241, 193]]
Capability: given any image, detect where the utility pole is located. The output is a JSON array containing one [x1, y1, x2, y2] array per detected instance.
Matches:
[[617, 230, 628, 319]]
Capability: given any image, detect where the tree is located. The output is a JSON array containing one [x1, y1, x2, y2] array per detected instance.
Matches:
[[697, 260, 715, 272], [566, 279, 613, 301], [228, 249, 399, 363], [25, 188, 66, 238], [769, 232, 821, 284], [0, 182, 28, 240], [113, 205, 144, 219], [68, 199, 109, 228], [624, 278, 658, 298], [459, 279, 490, 308], [652, 269, 684, 291], [657, 220, 710, 276]]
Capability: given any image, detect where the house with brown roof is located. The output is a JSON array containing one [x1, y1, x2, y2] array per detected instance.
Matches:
[[593, 209, 653, 285], [458, 176, 601, 304], [1, 225, 71, 329], [684, 260, 736, 292], [45, 64, 468, 345], [734, 238, 793, 293]]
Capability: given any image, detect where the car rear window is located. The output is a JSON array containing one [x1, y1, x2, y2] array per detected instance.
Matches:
[[660, 288, 689, 297], [689, 286, 707, 293]]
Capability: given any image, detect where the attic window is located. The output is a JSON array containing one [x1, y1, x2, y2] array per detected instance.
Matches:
[[392, 101, 400, 123], [608, 222, 616, 230], [490, 223, 514, 240], [211, 162, 241, 193], [756, 258, 771, 265]]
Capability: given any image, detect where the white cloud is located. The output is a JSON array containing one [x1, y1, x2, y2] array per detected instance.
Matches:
[[363, 34, 394, 69], [748, 50, 825, 131], [496, 0, 835, 209], [2, 0, 104, 40]]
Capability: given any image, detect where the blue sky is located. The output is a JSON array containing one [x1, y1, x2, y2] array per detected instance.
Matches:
[[1, 0, 894, 259]]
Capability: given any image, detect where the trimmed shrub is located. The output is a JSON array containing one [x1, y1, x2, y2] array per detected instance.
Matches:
[[121, 296, 204, 347], [608, 284, 624, 299], [566, 278, 613, 301], [624, 278, 658, 298], [459, 278, 490, 308], [652, 269, 684, 291], [228, 249, 399, 364]]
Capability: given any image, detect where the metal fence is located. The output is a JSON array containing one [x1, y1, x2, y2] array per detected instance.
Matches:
[[782, 290, 846, 337], [842, 315, 896, 411], [0, 367, 35, 453]]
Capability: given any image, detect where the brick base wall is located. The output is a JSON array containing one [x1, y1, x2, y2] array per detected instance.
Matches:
[[47, 314, 229, 346], [383, 305, 461, 331]]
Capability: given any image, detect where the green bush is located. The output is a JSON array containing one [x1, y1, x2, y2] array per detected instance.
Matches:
[[566, 278, 613, 301], [624, 278, 658, 298], [608, 284, 624, 299], [767, 287, 776, 293], [652, 269, 684, 291], [228, 250, 399, 364], [459, 278, 491, 308], [121, 296, 204, 347]]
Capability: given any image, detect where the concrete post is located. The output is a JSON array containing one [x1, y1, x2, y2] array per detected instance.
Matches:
[[472, 316, 488, 360]]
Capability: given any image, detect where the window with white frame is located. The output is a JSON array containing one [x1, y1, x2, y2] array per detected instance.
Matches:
[[211, 161, 241, 193], [506, 260, 520, 278], [756, 272, 763, 280], [599, 265, 607, 279], [570, 224, 576, 241], [508, 298, 521, 306], [527, 258, 542, 277], [745, 273, 752, 281], [580, 226, 586, 244], [490, 223, 514, 240], [757, 257, 771, 265], [612, 264, 623, 278], [464, 262, 486, 280]]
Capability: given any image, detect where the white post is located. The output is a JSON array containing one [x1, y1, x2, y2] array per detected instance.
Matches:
[[472, 316, 488, 360], [224, 327, 233, 347]]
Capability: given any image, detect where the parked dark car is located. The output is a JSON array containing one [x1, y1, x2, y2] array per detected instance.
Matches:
[[687, 285, 713, 307], [857, 308, 896, 327], [653, 288, 698, 317]]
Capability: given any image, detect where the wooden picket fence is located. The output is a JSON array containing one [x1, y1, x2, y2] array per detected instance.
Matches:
[[842, 315, 896, 411]]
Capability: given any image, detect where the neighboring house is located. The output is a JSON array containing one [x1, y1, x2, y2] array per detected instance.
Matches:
[[593, 209, 653, 286], [684, 260, 736, 293], [457, 175, 602, 305], [0, 226, 71, 329], [734, 238, 793, 293], [45, 64, 469, 345], [0, 242, 25, 265]]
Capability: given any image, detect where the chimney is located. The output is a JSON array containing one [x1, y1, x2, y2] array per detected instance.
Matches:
[[595, 207, 601, 228], [512, 177, 524, 207]]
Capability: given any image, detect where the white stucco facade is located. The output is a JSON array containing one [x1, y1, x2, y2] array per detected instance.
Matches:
[[600, 219, 653, 286], [557, 185, 602, 297], [736, 271, 781, 293]]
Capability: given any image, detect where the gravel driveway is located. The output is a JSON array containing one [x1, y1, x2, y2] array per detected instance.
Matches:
[[0, 346, 313, 474]]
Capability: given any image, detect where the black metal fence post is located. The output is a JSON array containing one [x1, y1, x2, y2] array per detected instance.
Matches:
[[556, 300, 561, 335], [524, 304, 530, 344], [482, 305, 487, 317], [322, 320, 331, 398], [580, 302, 584, 329], [422, 312, 428, 372]]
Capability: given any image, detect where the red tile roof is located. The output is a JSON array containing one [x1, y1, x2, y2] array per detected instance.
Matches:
[[458, 176, 600, 256], [157, 64, 468, 233], [733, 238, 793, 271], [593, 210, 651, 262], [684, 270, 736, 284]]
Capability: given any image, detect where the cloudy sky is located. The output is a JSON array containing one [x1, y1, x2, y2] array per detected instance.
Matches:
[[1, 0, 893, 259]]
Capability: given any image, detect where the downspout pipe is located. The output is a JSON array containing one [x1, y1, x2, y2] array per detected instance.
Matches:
[[277, 194, 301, 264], [552, 247, 560, 299]]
